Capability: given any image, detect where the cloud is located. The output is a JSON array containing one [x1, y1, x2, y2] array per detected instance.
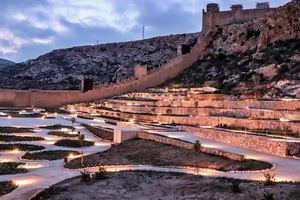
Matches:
[[0, 28, 26, 54], [0, 0, 291, 62], [48, 0, 140, 32], [32, 37, 55, 45]]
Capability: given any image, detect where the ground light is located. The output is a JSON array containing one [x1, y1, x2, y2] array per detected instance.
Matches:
[[13, 178, 37, 187]]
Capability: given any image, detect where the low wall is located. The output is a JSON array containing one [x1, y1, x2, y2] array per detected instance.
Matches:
[[102, 101, 300, 120], [69, 104, 300, 135], [137, 131, 244, 161], [179, 126, 300, 157]]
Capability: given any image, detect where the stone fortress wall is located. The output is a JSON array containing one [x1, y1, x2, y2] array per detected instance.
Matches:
[[0, 33, 208, 108], [202, 2, 275, 31], [0, 2, 280, 108]]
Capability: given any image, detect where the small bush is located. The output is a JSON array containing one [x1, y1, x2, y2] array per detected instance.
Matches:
[[231, 181, 241, 193], [263, 173, 276, 186], [192, 140, 201, 152], [95, 166, 107, 180], [80, 170, 91, 182], [262, 192, 274, 200], [54, 139, 94, 148]]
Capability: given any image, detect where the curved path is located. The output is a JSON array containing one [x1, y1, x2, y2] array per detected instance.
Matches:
[[1, 115, 300, 200], [0, 114, 111, 200], [145, 128, 300, 182]]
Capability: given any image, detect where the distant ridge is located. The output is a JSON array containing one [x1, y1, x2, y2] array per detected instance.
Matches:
[[0, 58, 15, 67]]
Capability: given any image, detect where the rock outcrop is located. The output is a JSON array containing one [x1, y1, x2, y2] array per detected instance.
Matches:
[[0, 33, 198, 90], [164, 0, 300, 99]]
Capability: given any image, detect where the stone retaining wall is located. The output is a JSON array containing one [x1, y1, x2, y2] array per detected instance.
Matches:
[[101, 102, 300, 120], [69, 104, 300, 135], [179, 126, 300, 157], [137, 131, 245, 161]]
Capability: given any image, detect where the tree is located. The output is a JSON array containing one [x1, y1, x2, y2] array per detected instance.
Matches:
[[192, 140, 201, 152], [78, 133, 84, 166]]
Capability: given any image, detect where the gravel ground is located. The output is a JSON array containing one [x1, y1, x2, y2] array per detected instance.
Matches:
[[32, 171, 300, 200], [65, 139, 272, 172]]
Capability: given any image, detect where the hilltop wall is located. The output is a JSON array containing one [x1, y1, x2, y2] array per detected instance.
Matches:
[[202, 3, 275, 31], [0, 35, 207, 108]]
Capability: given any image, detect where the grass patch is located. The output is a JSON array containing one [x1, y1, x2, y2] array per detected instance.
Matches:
[[0, 143, 45, 151], [0, 181, 18, 196], [39, 124, 74, 130], [54, 139, 94, 148], [21, 150, 80, 161], [0, 135, 44, 142], [0, 162, 28, 175], [48, 131, 78, 138], [0, 126, 34, 134]]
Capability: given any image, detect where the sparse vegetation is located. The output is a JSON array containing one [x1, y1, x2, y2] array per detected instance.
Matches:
[[39, 124, 74, 130], [80, 170, 91, 182], [262, 192, 275, 200], [47, 131, 78, 138], [54, 139, 94, 148], [0, 181, 18, 196], [231, 181, 241, 193], [0, 135, 44, 142], [95, 166, 107, 180], [263, 173, 276, 186], [192, 140, 201, 152], [22, 150, 80, 161], [0, 126, 34, 134], [0, 162, 27, 175], [0, 143, 45, 151]]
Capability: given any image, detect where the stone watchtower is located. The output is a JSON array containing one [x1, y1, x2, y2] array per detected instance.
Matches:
[[134, 64, 148, 80], [202, 2, 274, 32]]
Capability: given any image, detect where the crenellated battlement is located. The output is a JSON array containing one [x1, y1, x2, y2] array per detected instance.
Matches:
[[202, 2, 275, 31]]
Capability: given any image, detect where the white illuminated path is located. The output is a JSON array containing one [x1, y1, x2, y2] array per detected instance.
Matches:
[[145, 128, 300, 182], [1, 114, 300, 200], [0, 114, 111, 200]]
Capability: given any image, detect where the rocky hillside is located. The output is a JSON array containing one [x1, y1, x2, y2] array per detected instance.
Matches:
[[0, 58, 14, 68], [164, 0, 300, 99], [0, 33, 198, 90]]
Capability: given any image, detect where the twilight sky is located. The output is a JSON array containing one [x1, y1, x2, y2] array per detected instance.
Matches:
[[0, 0, 289, 62]]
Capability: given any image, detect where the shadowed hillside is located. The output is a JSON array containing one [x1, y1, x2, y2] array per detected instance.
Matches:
[[0, 33, 199, 90]]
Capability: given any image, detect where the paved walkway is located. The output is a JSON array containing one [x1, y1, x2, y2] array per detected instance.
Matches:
[[1, 115, 300, 200], [0, 114, 111, 200], [146, 128, 300, 182]]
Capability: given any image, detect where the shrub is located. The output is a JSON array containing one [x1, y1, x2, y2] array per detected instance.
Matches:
[[47, 131, 78, 138], [95, 166, 107, 180], [54, 139, 94, 148], [192, 140, 201, 152], [22, 150, 80, 161], [231, 181, 241, 193], [262, 192, 274, 200], [80, 170, 91, 182], [262, 173, 276, 186]]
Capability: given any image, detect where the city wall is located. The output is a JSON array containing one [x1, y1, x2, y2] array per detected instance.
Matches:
[[202, 4, 275, 31], [0, 37, 207, 108]]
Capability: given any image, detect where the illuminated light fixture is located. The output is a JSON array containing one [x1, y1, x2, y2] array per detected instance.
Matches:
[[60, 128, 70, 132], [279, 118, 290, 122], [7, 115, 12, 119], [13, 178, 37, 187], [12, 148, 20, 153], [18, 163, 43, 169]]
